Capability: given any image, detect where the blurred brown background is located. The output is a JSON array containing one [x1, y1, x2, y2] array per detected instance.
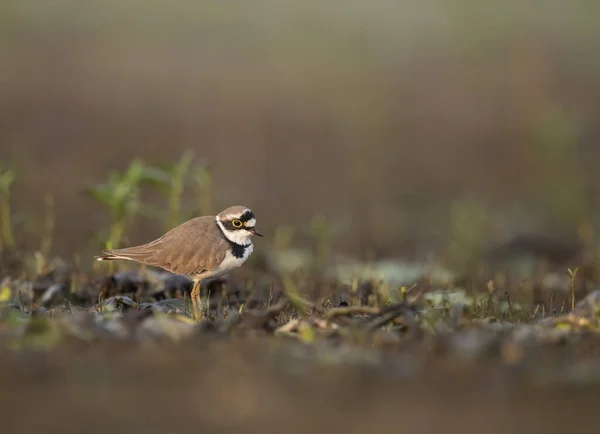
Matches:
[[3, 4, 600, 431], [2, 0, 600, 259]]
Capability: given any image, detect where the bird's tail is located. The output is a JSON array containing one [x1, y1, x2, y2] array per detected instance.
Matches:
[[95, 249, 132, 261], [95, 244, 159, 263]]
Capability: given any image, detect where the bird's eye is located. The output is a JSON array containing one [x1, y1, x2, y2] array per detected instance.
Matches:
[[232, 219, 243, 228]]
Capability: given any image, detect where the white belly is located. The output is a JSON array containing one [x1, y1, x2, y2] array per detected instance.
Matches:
[[192, 243, 253, 282]]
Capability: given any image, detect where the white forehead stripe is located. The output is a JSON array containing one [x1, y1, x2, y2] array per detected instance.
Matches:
[[244, 218, 256, 227]]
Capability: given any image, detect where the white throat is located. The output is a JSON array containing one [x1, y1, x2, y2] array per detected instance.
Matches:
[[216, 217, 253, 246]]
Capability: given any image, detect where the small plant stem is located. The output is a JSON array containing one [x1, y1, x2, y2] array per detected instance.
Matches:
[[571, 275, 576, 312], [40, 193, 55, 258], [167, 171, 184, 229], [504, 292, 513, 320], [196, 166, 213, 216], [0, 198, 15, 248], [107, 220, 125, 250], [567, 267, 579, 312]]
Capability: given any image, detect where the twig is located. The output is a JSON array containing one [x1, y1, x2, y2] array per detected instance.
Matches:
[[366, 303, 412, 330], [504, 292, 513, 319], [274, 319, 301, 335], [67, 300, 76, 318], [240, 298, 290, 330], [323, 306, 381, 319]]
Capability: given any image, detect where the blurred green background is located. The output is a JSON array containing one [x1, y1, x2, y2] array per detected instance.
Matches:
[[1, 0, 600, 260]]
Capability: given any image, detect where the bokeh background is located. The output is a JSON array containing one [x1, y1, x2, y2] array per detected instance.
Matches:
[[4, 4, 600, 433], [2, 0, 600, 263]]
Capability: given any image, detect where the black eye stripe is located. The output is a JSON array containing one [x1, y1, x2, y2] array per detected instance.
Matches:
[[220, 211, 256, 231], [222, 220, 251, 230], [239, 210, 255, 222]]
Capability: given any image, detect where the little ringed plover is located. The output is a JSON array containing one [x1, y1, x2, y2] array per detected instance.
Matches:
[[97, 205, 262, 320]]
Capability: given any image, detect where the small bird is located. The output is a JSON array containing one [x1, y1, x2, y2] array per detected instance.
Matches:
[[97, 205, 262, 320]]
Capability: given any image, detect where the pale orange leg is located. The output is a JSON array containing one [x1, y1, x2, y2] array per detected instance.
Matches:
[[191, 280, 202, 321]]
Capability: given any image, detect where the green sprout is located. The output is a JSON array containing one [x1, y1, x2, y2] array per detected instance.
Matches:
[[84, 159, 146, 249], [567, 267, 579, 312], [194, 161, 213, 216], [0, 165, 16, 251], [273, 225, 294, 251], [141, 152, 213, 230], [310, 214, 333, 271], [447, 198, 488, 274], [142, 149, 195, 229], [37, 193, 55, 274]]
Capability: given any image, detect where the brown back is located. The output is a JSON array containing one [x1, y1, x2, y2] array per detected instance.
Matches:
[[101, 216, 230, 276]]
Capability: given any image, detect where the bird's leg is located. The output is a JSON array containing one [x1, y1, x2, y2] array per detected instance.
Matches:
[[191, 280, 202, 321]]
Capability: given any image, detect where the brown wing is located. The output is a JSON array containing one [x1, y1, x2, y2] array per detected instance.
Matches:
[[99, 216, 228, 276]]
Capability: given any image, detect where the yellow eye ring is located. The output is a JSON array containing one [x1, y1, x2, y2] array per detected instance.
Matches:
[[232, 219, 243, 228]]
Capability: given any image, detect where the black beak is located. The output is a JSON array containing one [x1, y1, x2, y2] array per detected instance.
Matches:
[[249, 228, 263, 237]]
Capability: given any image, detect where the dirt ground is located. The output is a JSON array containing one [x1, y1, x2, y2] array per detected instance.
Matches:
[[2, 337, 600, 434]]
